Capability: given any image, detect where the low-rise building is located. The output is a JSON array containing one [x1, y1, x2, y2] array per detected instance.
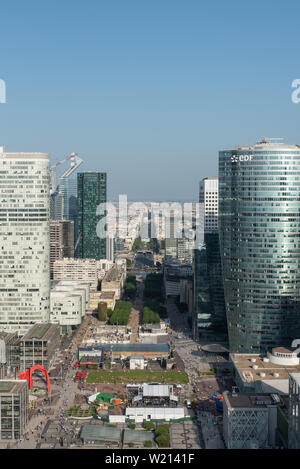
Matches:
[[89, 291, 116, 312], [129, 355, 146, 370], [101, 263, 126, 300], [223, 392, 281, 449], [50, 291, 82, 334], [126, 407, 184, 422], [80, 424, 121, 447], [78, 343, 169, 360], [19, 323, 60, 371], [230, 348, 300, 395], [123, 429, 155, 448], [0, 380, 29, 441], [50, 280, 90, 334]]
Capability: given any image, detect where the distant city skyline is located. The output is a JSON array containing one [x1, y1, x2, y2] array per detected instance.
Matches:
[[1, 1, 300, 200]]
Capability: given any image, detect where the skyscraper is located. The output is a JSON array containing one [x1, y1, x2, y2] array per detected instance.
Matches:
[[50, 220, 74, 278], [60, 175, 78, 243], [193, 177, 226, 339], [219, 139, 300, 353], [77, 172, 107, 259], [0, 147, 50, 335]]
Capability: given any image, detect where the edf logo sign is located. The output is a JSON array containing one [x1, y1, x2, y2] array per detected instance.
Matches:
[[231, 154, 253, 162]]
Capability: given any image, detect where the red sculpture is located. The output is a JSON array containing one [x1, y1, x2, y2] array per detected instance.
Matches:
[[19, 365, 51, 393]]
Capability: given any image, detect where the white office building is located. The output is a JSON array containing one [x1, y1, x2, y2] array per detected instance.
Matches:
[[199, 177, 218, 233], [53, 257, 113, 291], [0, 148, 50, 335]]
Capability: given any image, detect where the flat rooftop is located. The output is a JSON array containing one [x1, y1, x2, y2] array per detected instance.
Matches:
[[142, 384, 171, 397], [231, 353, 300, 382], [21, 323, 59, 341], [80, 424, 121, 442], [103, 267, 122, 283], [223, 392, 283, 409], [100, 291, 115, 299], [123, 429, 154, 444], [0, 380, 26, 394], [222, 139, 300, 152], [0, 151, 49, 159]]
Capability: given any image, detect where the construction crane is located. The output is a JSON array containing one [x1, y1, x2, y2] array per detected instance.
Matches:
[[50, 152, 83, 195]]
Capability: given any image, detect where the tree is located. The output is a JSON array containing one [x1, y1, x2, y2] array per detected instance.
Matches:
[[97, 302, 108, 321], [108, 301, 132, 325], [125, 282, 136, 299], [155, 424, 170, 448], [156, 434, 170, 447], [149, 237, 159, 253], [143, 421, 155, 431], [132, 237, 142, 251]]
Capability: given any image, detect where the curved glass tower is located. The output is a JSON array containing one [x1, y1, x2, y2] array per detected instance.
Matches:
[[219, 139, 300, 353]]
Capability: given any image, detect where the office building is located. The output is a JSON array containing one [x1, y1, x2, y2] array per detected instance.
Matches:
[[53, 257, 113, 291], [288, 373, 300, 448], [0, 148, 50, 335], [50, 280, 89, 335], [77, 172, 107, 259], [223, 392, 279, 449], [60, 175, 78, 244], [164, 259, 192, 297], [101, 262, 126, 300], [0, 380, 29, 441], [231, 348, 300, 395], [219, 139, 300, 353], [199, 177, 218, 232], [193, 177, 226, 339], [50, 220, 74, 278], [18, 323, 60, 371], [50, 192, 64, 221], [106, 236, 115, 262]]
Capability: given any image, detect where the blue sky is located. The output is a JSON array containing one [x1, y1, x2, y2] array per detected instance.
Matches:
[[0, 0, 300, 200]]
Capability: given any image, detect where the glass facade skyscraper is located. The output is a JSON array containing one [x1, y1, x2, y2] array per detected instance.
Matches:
[[219, 139, 300, 353], [77, 172, 107, 260], [60, 175, 78, 244], [193, 177, 227, 340]]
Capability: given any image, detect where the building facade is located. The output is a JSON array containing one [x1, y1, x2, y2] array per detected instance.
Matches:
[[53, 257, 113, 291], [0, 148, 50, 335], [60, 175, 78, 243], [18, 323, 60, 371], [77, 172, 107, 259], [288, 373, 300, 449], [50, 220, 74, 278], [219, 139, 300, 353], [0, 380, 29, 441], [193, 177, 226, 339], [223, 392, 278, 449]]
